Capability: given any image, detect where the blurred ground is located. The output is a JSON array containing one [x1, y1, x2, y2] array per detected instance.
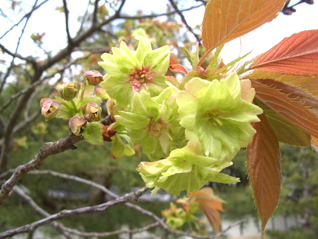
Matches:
[[230, 233, 271, 239]]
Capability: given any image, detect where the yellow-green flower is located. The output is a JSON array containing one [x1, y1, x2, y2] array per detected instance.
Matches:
[[98, 36, 170, 107]]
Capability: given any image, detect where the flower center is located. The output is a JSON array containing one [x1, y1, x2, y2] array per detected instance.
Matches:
[[129, 66, 155, 93], [202, 109, 223, 126], [149, 119, 173, 140]]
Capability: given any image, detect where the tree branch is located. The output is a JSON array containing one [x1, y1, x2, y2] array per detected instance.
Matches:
[[0, 115, 113, 205], [0, 0, 39, 95], [0, 187, 148, 238], [117, 4, 203, 20], [77, 0, 90, 34], [92, 0, 100, 26], [0, 133, 83, 205], [62, 0, 72, 46], [0, 0, 49, 40], [13, 185, 76, 239], [26, 170, 244, 239], [169, 0, 201, 43]]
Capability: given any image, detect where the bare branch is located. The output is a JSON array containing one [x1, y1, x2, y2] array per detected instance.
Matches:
[[0, 187, 148, 238], [29, 170, 118, 198], [0, 117, 5, 130], [0, 0, 39, 95], [0, 0, 50, 40], [0, 115, 113, 205], [27, 170, 244, 239], [92, 0, 100, 26], [13, 185, 76, 239], [77, 0, 91, 34], [0, 44, 35, 63], [0, 132, 83, 205], [169, 0, 201, 43], [117, 4, 203, 20], [62, 222, 159, 238], [62, 0, 72, 45]]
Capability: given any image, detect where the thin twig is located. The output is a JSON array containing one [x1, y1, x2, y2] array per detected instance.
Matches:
[[57, 222, 160, 238], [0, 0, 39, 95], [0, 0, 49, 40], [0, 187, 148, 238], [169, 0, 201, 43], [0, 115, 113, 205], [62, 0, 72, 45], [118, 4, 203, 20], [26, 170, 244, 239], [92, 0, 100, 26], [13, 185, 76, 239]]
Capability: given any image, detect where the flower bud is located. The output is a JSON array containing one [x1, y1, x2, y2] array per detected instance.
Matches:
[[95, 88, 109, 99], [69, 116, 87, 136], [55, 82, 78, 101], [83, 70, 104, 86], [102, 126, 117, 141], [80, 102, 102, 122], [41, 99, 59, 121]]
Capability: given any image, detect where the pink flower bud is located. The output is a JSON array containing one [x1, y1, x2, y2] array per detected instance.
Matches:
[[83, 70, 104, 86], [41, 100, 59, 121], [80, 102, 102, 122], [55, 82, 78, 101], [69, 116, 87, 136]]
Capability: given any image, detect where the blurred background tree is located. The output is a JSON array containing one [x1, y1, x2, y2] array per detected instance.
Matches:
[[0, 0, 317, 238]]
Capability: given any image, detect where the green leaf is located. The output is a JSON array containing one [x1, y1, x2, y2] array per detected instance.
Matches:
[[55, 103, 73, 120], [80, 96, 102, 107], [111, 134, 125, 159], [207, 45, 224, 71], [217, 51, 250, 73], [180, 44, 200, 69], [82, 122, 104, 145]]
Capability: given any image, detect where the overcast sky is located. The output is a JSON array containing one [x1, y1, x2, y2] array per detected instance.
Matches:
[[1, 0, 318, 64]]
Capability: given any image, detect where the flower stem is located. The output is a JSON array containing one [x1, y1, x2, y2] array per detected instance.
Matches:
[[186, 167, 193, 198], [70, 99, 77, 113]]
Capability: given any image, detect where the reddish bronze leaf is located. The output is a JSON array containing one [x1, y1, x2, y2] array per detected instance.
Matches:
[[247, 113, 281, 234], [255, 99, 311, 146], [169, 64, 188, 74], [311, 136, 318, 154], [251, 80, 318, 138], [190, 187, 224, 233], [251, 30, 318, 76], [246, 71, 318, 98], [252, 79, 318, 116], [202, 0, 286, 52]]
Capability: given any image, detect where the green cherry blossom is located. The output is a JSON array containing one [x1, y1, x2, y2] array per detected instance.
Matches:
[[115, 88, 186, 161], [137, 140, 239, 196], [98, 36, 170, 107], [177, 73, 263, 161]]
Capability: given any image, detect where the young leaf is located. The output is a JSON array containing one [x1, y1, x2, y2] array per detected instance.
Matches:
[[256, 99, 311, 147], [245, 70, 318, 98], [207, 45, 224, 70], [312, 136, 318, 154], [202, 0, 286, 52], [82, 122, 104, 145], [251, 30, 318, 76], [251, 79, 318, 115], [247, 113, 281, 235], [251, 80, 318, 138], [170, 64, 188, 74], [190, 187, 224, 234], [217, 51, 251, 73]]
